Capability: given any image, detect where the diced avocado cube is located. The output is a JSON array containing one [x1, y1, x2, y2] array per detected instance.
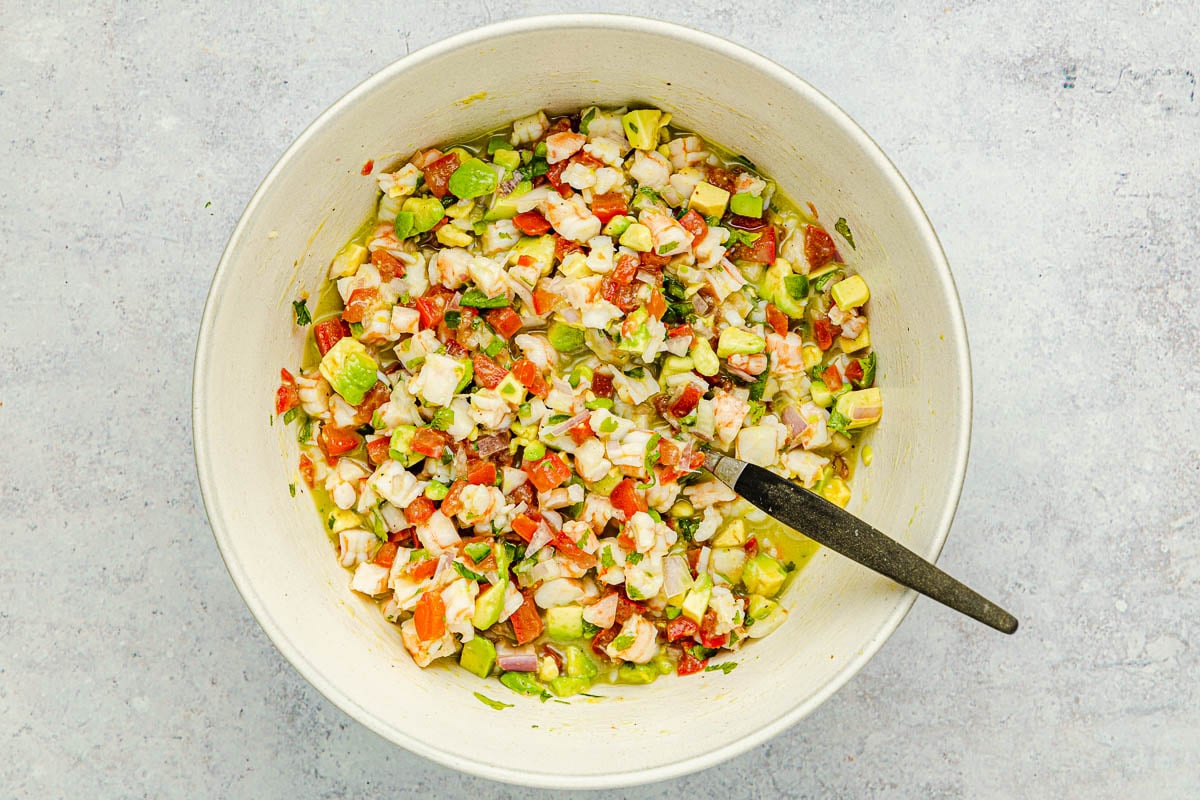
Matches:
[[831, 275, 870, 310], [810, 380, 833, 407], [325, 508, 362, 534], [544, 605, 584, 641], [688, 181, 730, 218], [424, 480, 450, 501], [801, 344, 823, 370], [459, 637, 496, 678], [537, 655, 560, 682], [834, 387, 882, 429], [621, 109, 666, 150], [761, 258, 805, 318], [402, 196, 445, 234], [495, 373, 526, 405], [652, 653, 675, 675], [711, 519, 747, 547], [493, 148, 521, 171], [690, 337, 720, 377], [838, 325, 871, 354], [730, 191, 763, 218], [548, 675, 592, 698], [564, 645, 598, 679], [658, 355, 694, 389], [319, 337, 379, 406], [681, 573, 713, 623], [710, 546, 747, 584], [436, 225, 473, 248], [472, 580, 508, 630], [587, 470, 623, 497], [484, 180, 532, 221], [619, 222, 653, 252], [547, 321, 585, 353], [821, 477, 852, 508], [851, 352, 877, 389], [389, 424, 417, 456], [330, 243, 368, 279], [500, 671, 545, 696], [603, 214, 634, 237], [616, 663, 659, 685], [716, 327, 766, 358], [744, 594, 788, 638], [507, 235, 555, 274], [616, 308, 651, 353], [742, 553, 788, 598], [448, 157, 499, 199]]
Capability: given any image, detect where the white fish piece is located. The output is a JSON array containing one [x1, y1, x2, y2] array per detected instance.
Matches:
[[573, 438, 612, 483], [534, 578, 586, 608], [351, 562, 390, 596], [684, 479, 737, 509], [367, 461, 425, 508]]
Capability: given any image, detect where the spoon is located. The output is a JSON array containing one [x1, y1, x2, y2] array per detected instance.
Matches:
[[703, 452, 1018, 634]]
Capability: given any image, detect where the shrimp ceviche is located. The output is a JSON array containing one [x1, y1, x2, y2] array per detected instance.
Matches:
[[273, 106, 882, 699]]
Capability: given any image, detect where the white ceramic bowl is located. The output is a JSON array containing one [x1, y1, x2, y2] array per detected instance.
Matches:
[[194, 14, 970, 789]]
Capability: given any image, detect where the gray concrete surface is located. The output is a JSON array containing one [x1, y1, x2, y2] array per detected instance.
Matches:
[[2, 1, 1197, 797]]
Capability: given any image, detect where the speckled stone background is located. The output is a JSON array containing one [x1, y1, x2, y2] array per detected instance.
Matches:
[[3, 1, 1197, 797]]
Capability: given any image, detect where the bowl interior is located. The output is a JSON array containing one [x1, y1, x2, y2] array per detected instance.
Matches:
[[194, 15, 968, 789]]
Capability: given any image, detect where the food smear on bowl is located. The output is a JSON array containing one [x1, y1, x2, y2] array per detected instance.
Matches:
[[272, 107, 881, 699]]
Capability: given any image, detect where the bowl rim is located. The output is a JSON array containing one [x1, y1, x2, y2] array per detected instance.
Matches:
[[193, 12, 972, 789]]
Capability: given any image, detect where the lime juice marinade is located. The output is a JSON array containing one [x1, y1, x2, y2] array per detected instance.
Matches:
[[275, 106, 880, 697]]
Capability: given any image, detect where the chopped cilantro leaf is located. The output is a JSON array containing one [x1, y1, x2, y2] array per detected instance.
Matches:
[[464, 541, 491, 563], [612, 634, 635, 651], [292, 299, 312, 326], [835, 217, 855, 249], [600, 546, 616, 568], [626, 552, 644, 565], [452, 561, 485, 582], [474, 692, 512, 710], [705, 661, 738, 674]]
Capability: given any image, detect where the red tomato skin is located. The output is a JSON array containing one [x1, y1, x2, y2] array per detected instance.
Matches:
[[423, 152, 461, 199], [512, 211, 552, 236], [313, 318, 350, 356], [804, 225, 840, 271]]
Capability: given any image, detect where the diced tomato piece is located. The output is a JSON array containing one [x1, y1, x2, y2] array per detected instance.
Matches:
[[280, 367, 295, 382], [647, 289, 667, 320], [389, 528, 414, 546], [410, 557, 438, 581], [727, 214, 770, 232], [844, 359, 864, 384], [511, 358, 549, 398], [361, 159, 374, 176], [411, 428, 450, 459], [678, 209, 708, 239], [572, 150, 605, 169], [609, 478, 646, 519], [532, 287, 560, 315], [444, 339, 466, 358], [515, 255, 534, 268], [601, 276, 638, 311], [546, 160, 571, 193], [665, 615, 699, 643], [744, 536, 759, 557], [423, 152, 461, 199], [591, 371, 614, 398], [615, 593, 647, 624], [611, 253, 639, 284], [275, 375, 300, 416], [354, 381, 390, 424], [590, 192, 628, 224], [568, 421, 593, 446], [371, 248, 405, 280], [440, 479, 468, 517], [511, 514, 540, 543], [341, 287, 379, 323], [821, 365, 843, 392], [405, 495, 436, 525], [813, 317, 836, 351], [313, 318, 350, 356], [484, 307, 523, 339], [664, 325, 690, 341], [509, 593, 543, 645], [698, 610, 729, 649], [554, 235, 583, 262], [669, 383, 702, 418], [676, 650, 708, 676], [467, 461, 497, 486], [373, 542, 399, 569], [639, 249, 671, 268], [705, 164, 737, 194], [509, 481, 535, 509], [512, 210, 552, 236], [591, 626, 618, 658], [414, 591, 446, 640], [298, 454, 315, 487], [658, 439, 682, 466], [415, 293, 448, 329], [525, 453, 570, 492], [553, 531, 597, 569], [804, 225, 840, 271], [730, 224, 776, 264], [366, 436, 392, 466], [472, 353, 509, 389], [542, 117, 573, 139], [318, 425, 361, 459], [765, 303, 789, 337]]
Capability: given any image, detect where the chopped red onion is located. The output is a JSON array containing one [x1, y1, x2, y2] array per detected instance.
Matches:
[[525, 522, 556, 559], [496, 642, 539, 672], [549, 410, 590, 437], [782, 406, 808, 440]]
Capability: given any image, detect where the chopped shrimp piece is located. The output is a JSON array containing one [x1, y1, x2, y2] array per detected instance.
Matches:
[[728, 353, 768, 375], [639, 209, 694, 257], [542, 191, 601, 243], [513, 333, 558, 371], [400, 617, 458, 668], [628, 150, 671, 190], [766, 331, 807, 374], [545, 131, 587, 164], [666, 136, 710, 169], [510, 110, 549, 145], [605, 614, 659, 663], [296, 372, 332, 420]]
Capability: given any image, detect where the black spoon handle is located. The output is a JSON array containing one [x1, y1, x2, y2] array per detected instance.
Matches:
[[705, 453, 1018, 634]]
